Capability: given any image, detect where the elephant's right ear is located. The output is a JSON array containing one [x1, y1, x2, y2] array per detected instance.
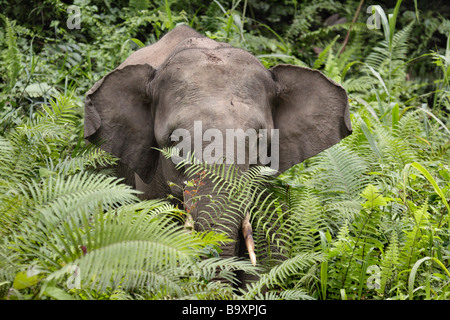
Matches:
[[85, 64, 158, 183]]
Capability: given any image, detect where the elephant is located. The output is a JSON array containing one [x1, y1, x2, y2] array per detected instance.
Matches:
[[84, 25, 352, 275]]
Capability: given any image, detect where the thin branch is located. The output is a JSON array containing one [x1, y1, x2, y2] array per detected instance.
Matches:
[[339, 0, 365, 57]]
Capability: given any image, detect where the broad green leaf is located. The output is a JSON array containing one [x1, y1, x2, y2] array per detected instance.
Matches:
[[391, 103, 399, 130], [43, 286, 76, 300], [361, 184, 388, 208], [13, 271, 40, 290], [24, 82, 57, 98]]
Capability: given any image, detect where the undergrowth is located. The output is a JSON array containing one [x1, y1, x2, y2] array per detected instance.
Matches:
[[0, 0, 449, 300]]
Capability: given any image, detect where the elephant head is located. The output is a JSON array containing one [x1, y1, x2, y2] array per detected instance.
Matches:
[[84, 25, 352, 268]]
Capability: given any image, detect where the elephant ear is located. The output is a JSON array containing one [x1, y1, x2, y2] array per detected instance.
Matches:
[[84, 63, 158, 183], [270, 64, 352, 173]]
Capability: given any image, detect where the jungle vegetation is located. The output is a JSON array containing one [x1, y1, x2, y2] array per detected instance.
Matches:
[[0, 0, 449, 300]]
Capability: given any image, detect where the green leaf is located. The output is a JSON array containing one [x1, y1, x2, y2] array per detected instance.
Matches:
[[313, 35, 339, 70], [359, 117, 382, 159], [409, 257, 450, 300], [165, 0, 174, 30], [43, 286, 76, 300], [391, 103, 399, 130], [24, 82, 57, 98], [413, 0, 419, 21], [365, 63, 389, 95], [130, 38, 146, 48], [340, 288, 347, 300], [318, 230, 329, 300], [341, 61, 361, 81], [410, 163, 450, 224], [39, 167, 56, 178], [417, 107, 450, 136], [361, 184, 388, 208], [389, 0, 403, 50], [13, 271, 40, 290], [129, 0, 150, 10]]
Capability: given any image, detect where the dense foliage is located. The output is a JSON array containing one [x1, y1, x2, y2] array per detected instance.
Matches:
[[0, 0, 449, 300]]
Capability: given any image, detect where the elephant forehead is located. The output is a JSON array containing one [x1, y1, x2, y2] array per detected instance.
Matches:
[[162, 47, 268, 78], [167, 44, 261, 63], [155, 48, 274, 103]]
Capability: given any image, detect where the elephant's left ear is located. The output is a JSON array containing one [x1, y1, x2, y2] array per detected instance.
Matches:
[[270, 64, 352, 173], [84, 63, 159, 183]]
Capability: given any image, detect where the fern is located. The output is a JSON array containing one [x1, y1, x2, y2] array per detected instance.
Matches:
[[40, 201, 238, 296], [369, 116, 418, 168], [313, 35, 339, 70], [400, 202, 430, 271], [278, 187, 326, 256], [365, 22, 414, 95], [0, 102, 257, 299], [286, 1, 345, 41], [1, 15, 22, 92], [343, 75, 376, 93], [304, 144, 370, 226], [377, 232, 400, 297], [337, 185, 386, 293], [315, 144, 369, 200], [242, 252, 324, 300], [161, 147, 277, 232], [6, 168, 250, 298]]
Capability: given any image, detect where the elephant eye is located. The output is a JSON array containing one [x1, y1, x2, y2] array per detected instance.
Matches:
[[167, 133, 177, 146], [167, 130, 185, 147]]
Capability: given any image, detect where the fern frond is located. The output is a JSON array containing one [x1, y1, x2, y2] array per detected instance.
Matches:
[[343, 76, 376, 93], [278, 187, 327, 256], [401, 202, 430, 270], [253, 288, 314, 300], [314, 144, 369, 201], [378, 232, 400, 296], [365, 21, 414, 92], [370, 118, 418, 167], [185, 257, 259, 287], [0, 137, 15, 181], [38, 200, 240, 296], [242, 252, 323, 300], [9, 172, 139, 266], [1, 15, 22, 91], [180, 280, 237, 300], [38, 92, 80, 127]]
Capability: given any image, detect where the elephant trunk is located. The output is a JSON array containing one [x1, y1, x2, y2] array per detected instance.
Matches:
[[183, 209, 255, 266], [182, 162, 256, 266]]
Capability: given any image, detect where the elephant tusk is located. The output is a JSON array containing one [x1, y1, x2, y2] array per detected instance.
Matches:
[[242, 212, 256, 266]]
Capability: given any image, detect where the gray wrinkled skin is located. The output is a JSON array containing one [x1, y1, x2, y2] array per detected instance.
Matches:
[[85, 25, 352, 277]]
